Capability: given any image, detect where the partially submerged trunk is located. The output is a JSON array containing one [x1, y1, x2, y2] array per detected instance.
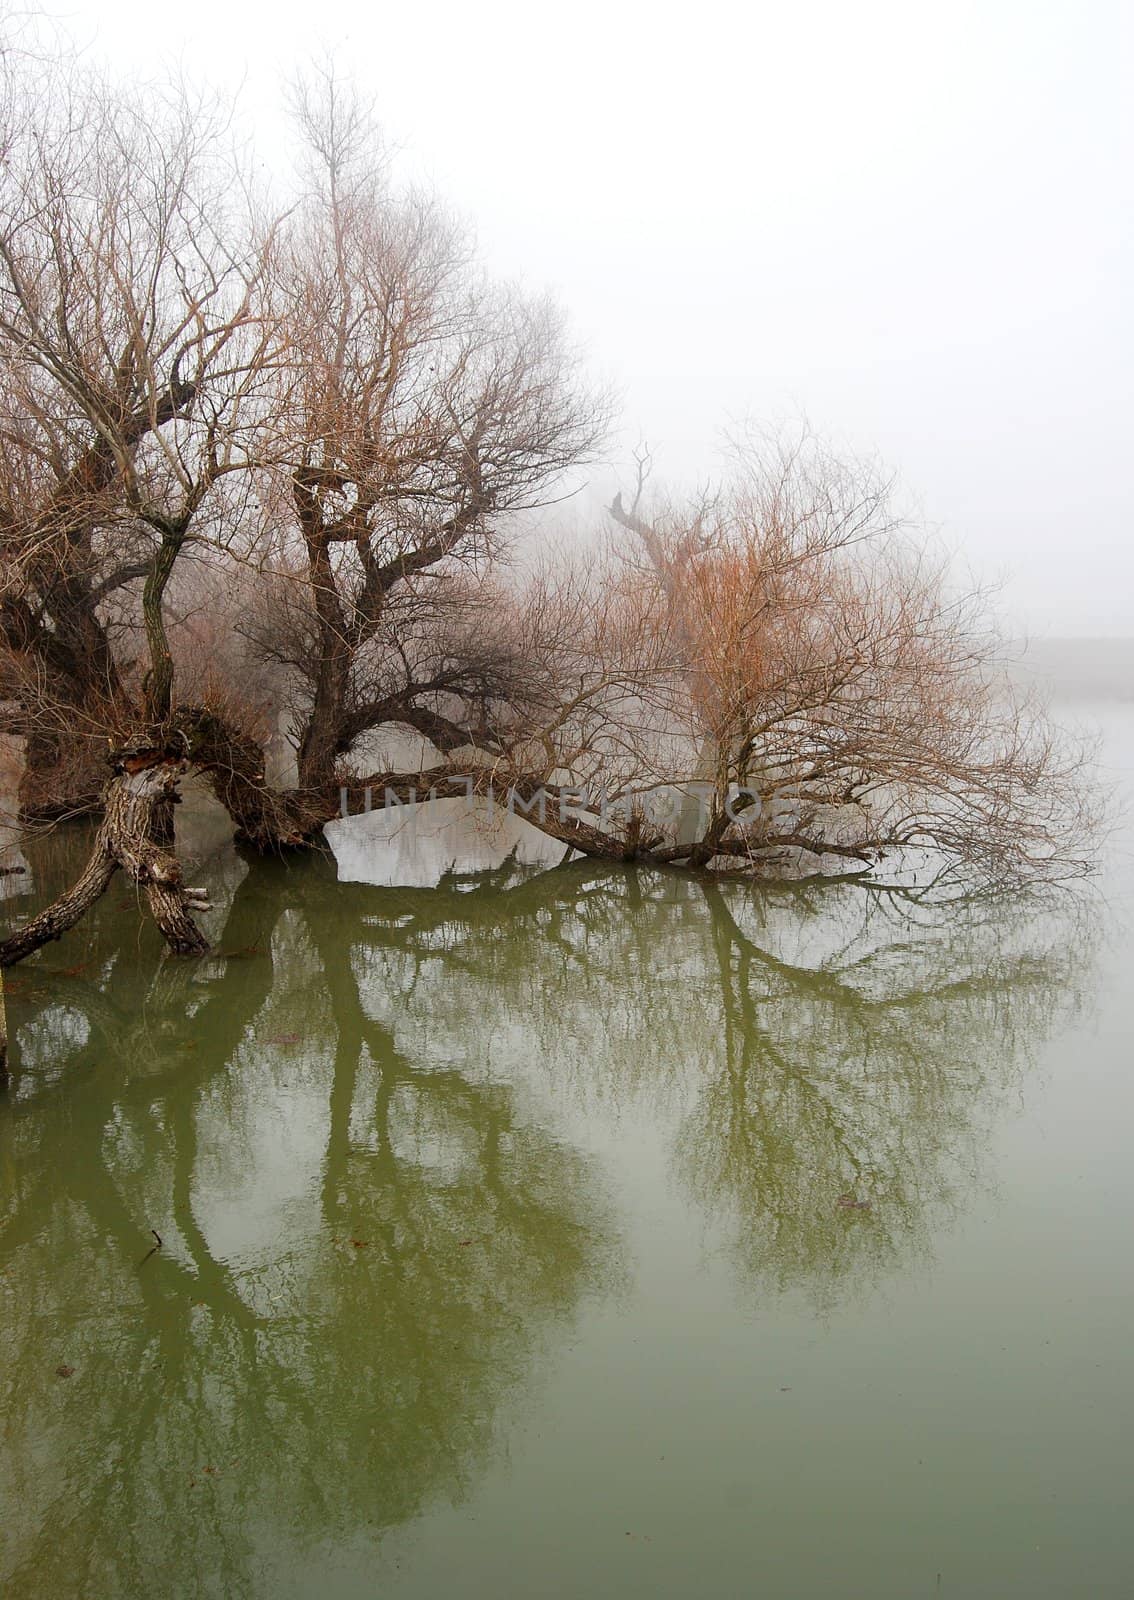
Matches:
[[0, 757, 210, 968]]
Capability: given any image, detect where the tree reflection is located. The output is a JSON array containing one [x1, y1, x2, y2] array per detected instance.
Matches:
[[292, 853, 1092, 1303], [0, 834, 1096, 1593], [0, 851, 617, 1599], [679, 880, 1089, 1299]]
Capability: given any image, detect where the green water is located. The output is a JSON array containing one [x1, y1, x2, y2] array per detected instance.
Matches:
[[2, 712, 1132, 1598]]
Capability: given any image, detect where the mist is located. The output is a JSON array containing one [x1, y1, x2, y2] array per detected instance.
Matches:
[[51, 0, 1134, 637]]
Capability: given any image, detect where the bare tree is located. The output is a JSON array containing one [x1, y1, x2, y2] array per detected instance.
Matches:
[[0, 56, 1099, 972], [598, 429, 1100, 884], [0, 55, 274, 817], [0, 61, 608, 956], [242, 72, 605, 795], [0, 45, 285, 954]]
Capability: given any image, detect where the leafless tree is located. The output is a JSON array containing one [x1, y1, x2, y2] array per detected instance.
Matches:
[[0, 52, 1100, 971], [241, 71, 605, 794], [0, 51, 275, 816], [597, 429, 1100, 886]]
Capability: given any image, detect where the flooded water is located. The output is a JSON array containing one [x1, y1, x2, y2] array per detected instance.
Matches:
[[1, 710, 1132, 1598]]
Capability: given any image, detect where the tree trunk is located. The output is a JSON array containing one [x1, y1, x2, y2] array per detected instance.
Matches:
[[142, 530, 183, 723], [0, 760, 210, 968], [294, 513, 352, 790]]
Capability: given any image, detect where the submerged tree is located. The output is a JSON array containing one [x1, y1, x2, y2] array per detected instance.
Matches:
[[597, 435, 1099, 884], [0, 32, 1100, 972], [236, 73, 603, 818]]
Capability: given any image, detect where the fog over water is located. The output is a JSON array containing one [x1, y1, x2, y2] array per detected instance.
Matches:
[[4, 10, 1134, 1593], [52, 0, 1134, 639]]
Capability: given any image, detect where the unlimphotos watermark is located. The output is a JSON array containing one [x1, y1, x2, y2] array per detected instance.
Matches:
[[339, 779, 802, 830]]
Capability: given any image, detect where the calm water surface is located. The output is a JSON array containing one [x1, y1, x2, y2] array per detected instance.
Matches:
[[1, 710, 1132, 1598]]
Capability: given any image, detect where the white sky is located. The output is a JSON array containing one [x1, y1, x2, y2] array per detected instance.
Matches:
[[53, 0, 1134, 636]]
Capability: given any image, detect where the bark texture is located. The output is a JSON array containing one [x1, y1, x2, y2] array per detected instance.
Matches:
[[0, 760, 209, 967]]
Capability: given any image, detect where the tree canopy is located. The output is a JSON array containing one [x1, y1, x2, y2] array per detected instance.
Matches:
[[0, 32, 1099, 967]]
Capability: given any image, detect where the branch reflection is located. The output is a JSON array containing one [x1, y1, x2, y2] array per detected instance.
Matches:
[[0, 835, 1096, 1593]]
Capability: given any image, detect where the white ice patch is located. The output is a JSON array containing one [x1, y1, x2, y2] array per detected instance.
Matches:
[[325, 796, 568, 887]]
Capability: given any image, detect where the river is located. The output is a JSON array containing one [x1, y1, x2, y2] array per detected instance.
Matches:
[[1, 705, 1131, 1598]]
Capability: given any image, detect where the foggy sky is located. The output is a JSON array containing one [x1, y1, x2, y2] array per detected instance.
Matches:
[[55, 0, 1134, 636]]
